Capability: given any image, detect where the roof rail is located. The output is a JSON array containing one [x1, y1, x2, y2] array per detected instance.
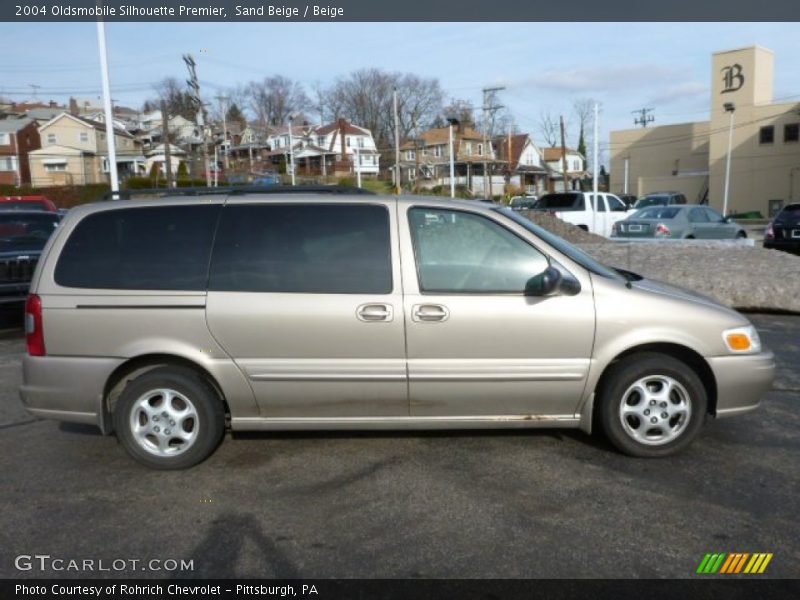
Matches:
[[100, 185, 375, 201]]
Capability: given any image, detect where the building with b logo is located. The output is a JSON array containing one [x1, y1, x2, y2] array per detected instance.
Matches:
[[610, 46, 800, 217]]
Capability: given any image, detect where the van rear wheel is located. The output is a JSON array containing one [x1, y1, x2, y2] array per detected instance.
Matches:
[[598, 353, 707, 457], [113, 367, 225, 469]]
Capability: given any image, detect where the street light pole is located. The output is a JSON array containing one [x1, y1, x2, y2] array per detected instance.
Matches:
[[722, 102, 736, 217], [96, 20, 118, 194], [288, 115, 295, 186], [447, 118, 459, 198]]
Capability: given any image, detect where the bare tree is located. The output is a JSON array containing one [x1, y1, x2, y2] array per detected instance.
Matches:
[[573, 98, 596, 157], [323, 68, 443, 148], [537, 110, 561, 147], [150, 77, 198, 121], [441, 98, 476, 128], [246, 76, 309, 127]]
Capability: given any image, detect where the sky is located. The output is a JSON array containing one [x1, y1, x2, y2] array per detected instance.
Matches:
[[2, 21, 800, 162]]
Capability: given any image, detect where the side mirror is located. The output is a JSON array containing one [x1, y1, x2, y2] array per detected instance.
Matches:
[[525, 266, 562, 296]]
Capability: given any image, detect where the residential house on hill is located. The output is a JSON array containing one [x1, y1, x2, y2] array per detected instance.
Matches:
[[493, 133, 548, 195], [0, 118, 41, 185], [542, 147, 587, 192], [397, 124, 504, 195], [263, 118, 381, 177], [29, 113, 145, 186]]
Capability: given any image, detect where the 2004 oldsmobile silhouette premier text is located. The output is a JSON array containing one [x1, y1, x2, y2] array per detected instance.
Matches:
[[20, 190, 775, 468]]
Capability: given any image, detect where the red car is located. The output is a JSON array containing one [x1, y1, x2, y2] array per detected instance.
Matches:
[[0, 195, 58, 212]]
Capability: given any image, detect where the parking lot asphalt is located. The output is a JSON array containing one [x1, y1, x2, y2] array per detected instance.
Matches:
[[0, 313, 798, 579]]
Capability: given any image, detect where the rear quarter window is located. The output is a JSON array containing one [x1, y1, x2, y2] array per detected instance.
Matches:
[[54, 205, 221, 290]]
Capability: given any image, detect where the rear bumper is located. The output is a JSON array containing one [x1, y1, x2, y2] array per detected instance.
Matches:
[[19, 355, 124, 431], [763, 239, 800, 254], [707, 351, 775, 417]]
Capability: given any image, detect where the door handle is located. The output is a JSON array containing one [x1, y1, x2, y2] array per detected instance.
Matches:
[[412, 304, 450, 322], [356, 303, 394, 322]]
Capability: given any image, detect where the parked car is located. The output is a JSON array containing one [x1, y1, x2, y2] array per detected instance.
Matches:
[[0, 195, 58, 212], [20, 190, 774, 468], [0, 211, 61, 304], [509, 196, 538, 211], [612, 205, 747, 239], [633, 192, 688, 210], [616, 194, 638, 210], [764, 203, 800, 254], [532, 191, 629, 237]]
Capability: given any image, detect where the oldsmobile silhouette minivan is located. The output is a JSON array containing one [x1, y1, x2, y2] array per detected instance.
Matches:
[[20, 188, 775, 469]]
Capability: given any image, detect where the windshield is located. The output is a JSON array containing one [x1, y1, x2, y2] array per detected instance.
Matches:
[[0, 213, 60, 253], [494, 207, 625, 282]]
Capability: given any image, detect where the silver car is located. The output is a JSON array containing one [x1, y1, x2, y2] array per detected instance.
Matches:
[[612, 205, 747, 239], [20, 191, 774, 468]]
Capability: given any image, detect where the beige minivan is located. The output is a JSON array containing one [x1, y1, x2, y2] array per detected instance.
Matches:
[[20, 190, 775, 469]]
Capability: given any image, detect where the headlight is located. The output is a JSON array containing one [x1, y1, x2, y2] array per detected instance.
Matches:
[[722, 325, 762, 354]]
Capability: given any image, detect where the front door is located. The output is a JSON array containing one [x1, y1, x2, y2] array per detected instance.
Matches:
[[399, 205, 595, 418], [205, 201, 407, 418]]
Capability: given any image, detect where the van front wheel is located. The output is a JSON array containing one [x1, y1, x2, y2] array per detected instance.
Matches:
[[598, 353, 707, 457], [113, 367, 225, 469]]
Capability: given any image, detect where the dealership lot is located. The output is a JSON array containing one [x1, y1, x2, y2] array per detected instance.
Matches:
[[0, 313, 798, 579]]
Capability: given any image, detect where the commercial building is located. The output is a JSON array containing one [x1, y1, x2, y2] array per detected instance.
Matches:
[[610, 46, 800, 216]]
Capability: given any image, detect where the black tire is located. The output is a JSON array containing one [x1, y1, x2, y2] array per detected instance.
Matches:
[[736, 231, 747, 239], [685, 235, 695, 239], [598, 352, 707, 457], [113, 366, 225, 469]]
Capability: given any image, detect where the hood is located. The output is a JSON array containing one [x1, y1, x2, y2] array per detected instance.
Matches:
[[633, 277, 743, 319]]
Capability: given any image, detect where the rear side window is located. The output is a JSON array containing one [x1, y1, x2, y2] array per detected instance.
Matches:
[[537, 194, 584, 211], [55, 205, 220, 290], [209, 204, 392, 294]]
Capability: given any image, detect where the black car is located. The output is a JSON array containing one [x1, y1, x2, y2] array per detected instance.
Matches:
[[764, 203, 800, 254], [0, 211, 61, 304], [633, 192, 688, 210]]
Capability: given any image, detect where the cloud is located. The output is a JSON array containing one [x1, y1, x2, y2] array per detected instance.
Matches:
[[647, 81, 709, 106], [510, 64, 682, 93]]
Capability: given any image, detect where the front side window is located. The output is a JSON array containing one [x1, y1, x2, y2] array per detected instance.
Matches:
[[55, 205, 220, 290], [408, 207, 548, 294], [209, 204, 392, 294], [704, 207, 725, 223], [590, 195, 607, 212], [689, 208, 709, 223]]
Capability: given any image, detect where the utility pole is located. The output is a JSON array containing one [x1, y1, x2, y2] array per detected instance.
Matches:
[[183, 53, 210, 187], [160, 100, 173, 188], [393, 88, 400, 194], [29, 84, 41, 101], [481, 86, 504, 199], [559, 116, 569, 192], [633, 107, 654, 128]]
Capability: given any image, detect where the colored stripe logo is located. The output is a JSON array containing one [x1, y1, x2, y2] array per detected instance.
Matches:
[[696, 553, 773, 574]]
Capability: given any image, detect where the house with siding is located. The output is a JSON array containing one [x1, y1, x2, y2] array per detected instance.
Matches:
[[29, 113, 145, 186], [493, 133, 549, 195], [397, 124, 505, 195], [542, 147, 587, 192]]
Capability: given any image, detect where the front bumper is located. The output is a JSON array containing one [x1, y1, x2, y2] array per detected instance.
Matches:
[[19, 355, 124, 431], [707, 351, 776, 417]]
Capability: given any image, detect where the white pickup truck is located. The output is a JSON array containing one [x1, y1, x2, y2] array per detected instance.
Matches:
[[532, 192, 630, 237]]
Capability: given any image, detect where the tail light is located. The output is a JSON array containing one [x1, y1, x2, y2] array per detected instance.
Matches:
[[655, 223, 672, 237], [765, 223, 774, 240], [25, 294, 46, 356]]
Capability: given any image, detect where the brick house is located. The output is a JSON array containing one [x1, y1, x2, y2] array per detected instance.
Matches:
[[0, 118, 41, 186]]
